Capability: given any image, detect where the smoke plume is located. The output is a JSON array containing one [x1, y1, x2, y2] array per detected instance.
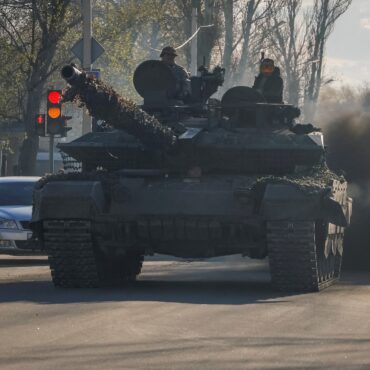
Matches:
[[316, 86, 370, 269]]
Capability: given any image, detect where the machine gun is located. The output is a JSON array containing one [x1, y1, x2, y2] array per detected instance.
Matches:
[[189, 65, 225, 105]]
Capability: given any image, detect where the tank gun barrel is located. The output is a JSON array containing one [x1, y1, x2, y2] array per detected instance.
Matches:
[[61, 64, 82, 84], [60, 64, 176, 150]]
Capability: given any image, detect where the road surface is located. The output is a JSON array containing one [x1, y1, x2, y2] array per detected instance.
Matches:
[[0, 255, 369, 370]]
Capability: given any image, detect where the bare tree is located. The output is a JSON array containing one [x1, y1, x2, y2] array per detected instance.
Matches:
[[264, 0, 312, 105], [221, 0, 234, 79], [231, 0, 283, 85], [196, 0, 223, 67], [221, 0, 253, 85], [235, 0, 263, 83], [304, 0, 352, 119], [0, 0, 80, 175]]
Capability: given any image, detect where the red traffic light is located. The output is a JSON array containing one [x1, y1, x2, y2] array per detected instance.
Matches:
[[36, 115, 44, 124], [35, 114, 46, 137], [47, 90, 61, 104]]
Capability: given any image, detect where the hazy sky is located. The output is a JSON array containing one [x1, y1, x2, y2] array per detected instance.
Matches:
[[324, 0, 370, 87]]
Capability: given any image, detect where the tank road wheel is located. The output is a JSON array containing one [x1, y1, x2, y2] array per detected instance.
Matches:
[[267, 221, 344, 293], [314, 221, 344, 288]]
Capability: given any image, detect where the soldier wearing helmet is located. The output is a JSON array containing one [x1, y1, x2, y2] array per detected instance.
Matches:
[[160, 46, 191, 101], [252, 58, 284, 103]]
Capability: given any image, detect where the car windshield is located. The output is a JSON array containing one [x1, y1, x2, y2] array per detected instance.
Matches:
[[0, 181, 36, 206]]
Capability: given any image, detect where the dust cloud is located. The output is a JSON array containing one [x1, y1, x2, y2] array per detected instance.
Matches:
[[316, 86, 370, 269]]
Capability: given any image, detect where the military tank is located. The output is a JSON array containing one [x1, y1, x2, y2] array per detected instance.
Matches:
[[32, 61, 352, 292]]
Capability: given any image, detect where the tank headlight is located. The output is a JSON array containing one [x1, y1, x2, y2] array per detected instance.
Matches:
[[0, 218, 18, 229]]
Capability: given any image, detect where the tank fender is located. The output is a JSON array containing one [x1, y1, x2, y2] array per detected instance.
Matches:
[[260, 184, 320, 220], [32, 181, 106, 221], [260, 183, 348, 226]]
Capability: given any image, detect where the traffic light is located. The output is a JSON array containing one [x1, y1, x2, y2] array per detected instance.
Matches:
[[46, 89, 63, 135], [35, 114, 46, 136]]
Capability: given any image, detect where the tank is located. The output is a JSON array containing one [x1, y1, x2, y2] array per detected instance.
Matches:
[[31, 62, 352, 292]]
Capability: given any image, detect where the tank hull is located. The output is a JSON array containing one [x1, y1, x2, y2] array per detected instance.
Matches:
[[33, 174, 350, 259], [32, 173, 351, 291]]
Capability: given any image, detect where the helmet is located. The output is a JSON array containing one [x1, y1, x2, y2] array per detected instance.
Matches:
[[160, 46, 178, 57]]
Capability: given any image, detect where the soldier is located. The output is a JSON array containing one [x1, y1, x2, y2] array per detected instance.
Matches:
[[160, 46, 191, 100], [252, 58, 284, 103]]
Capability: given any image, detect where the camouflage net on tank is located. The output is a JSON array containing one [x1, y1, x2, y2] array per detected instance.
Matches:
[[253, 164, 343, 197], [60, 151, 82, 173], [62, 73, 176, 150]]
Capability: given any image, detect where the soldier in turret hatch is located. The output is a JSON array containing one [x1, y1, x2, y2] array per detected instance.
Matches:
[[160, 46, 191, 100], [252, 58, 284, 103]]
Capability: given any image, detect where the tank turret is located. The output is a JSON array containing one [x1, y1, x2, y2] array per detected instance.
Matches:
[[59, 63, 322, 174]]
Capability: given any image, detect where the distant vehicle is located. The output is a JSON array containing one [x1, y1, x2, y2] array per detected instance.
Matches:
[[0, 177, 42, 254]]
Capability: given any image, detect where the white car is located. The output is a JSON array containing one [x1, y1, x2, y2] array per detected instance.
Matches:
[[0, 177, 41, 254]]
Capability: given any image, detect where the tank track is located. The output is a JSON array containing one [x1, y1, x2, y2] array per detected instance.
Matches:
[[267, 221, 342, 293], [44, 220, 100, 288], [43, 219, 144, 288]]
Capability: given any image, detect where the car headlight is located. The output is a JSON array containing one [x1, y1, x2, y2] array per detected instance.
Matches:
[[0, 218, 18, 229]]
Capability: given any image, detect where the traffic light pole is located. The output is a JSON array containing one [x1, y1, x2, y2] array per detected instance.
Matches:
[[82, 0, 92, 134], [49, 134, 54, 173]]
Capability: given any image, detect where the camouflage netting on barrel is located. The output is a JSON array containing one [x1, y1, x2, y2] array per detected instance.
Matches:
[[60, 151, 82, 173], [61, 66, 176, 150]]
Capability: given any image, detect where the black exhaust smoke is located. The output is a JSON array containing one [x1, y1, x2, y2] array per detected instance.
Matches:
[[320, 95, 370, 270]]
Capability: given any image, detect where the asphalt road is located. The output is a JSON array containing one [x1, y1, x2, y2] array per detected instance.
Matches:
[[0, 255, 370, 370]]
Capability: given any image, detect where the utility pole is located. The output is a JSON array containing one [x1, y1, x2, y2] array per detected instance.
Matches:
[[190, 0, 198, 76], [0, 145, 2, 177], [49, 135, 54, 173], [82, 0, 92, 134]]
